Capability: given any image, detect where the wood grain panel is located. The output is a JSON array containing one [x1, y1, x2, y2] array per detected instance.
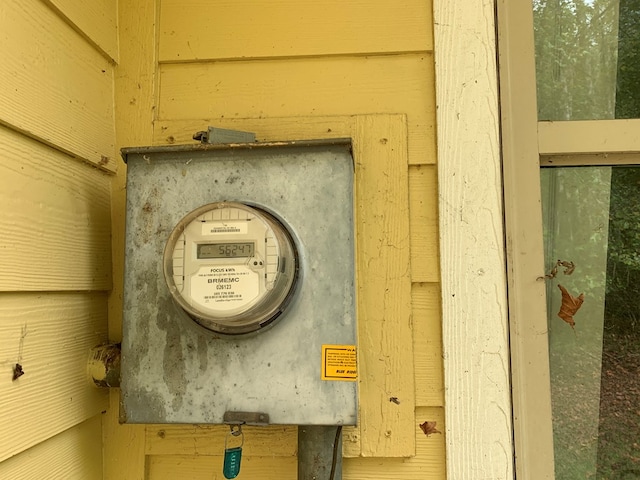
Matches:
[[413, 283, 444, 407], [0, 0, 116, 171], [159, 0, 432, 61], [344, 407, 446, 478], [158, 54, 436, 165], [147, 455, 297, 480], [43, 0, 118, 61], [435, 0, 513, 477], [146, 425, 297, 456], [0, 293, 109, 462], [0, 415, 103, 480], [354, 115, 415, 457], [0, 127, 111, 291], [409, 165, 440, 283]]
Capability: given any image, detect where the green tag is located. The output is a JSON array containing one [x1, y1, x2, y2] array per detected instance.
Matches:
[[223, 446, 242, 479]]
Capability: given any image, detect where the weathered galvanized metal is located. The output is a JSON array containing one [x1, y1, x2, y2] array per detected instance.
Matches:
[[298, 425, 343, 480], [120, 139, 357, 425]]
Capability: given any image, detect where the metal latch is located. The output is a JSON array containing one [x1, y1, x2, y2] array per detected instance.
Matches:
[[193, 127, 257, 144], [223, 411, 270, 426]]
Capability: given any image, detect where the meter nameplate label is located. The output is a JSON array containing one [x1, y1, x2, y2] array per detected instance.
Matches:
[[190, 265, 259, 311], [321, 345, 357, 381], [202, 222, 249, 236]]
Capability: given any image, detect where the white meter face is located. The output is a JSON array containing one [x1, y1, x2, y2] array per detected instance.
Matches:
[[163, 202, 299, 335]]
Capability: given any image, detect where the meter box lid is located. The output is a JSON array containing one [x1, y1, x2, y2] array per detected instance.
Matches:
[[120, 139, 357, 425]]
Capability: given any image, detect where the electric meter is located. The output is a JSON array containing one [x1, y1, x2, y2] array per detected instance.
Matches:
[[163, 202, 299, 335]]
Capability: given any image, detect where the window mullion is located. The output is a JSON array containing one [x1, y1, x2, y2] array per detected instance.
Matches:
[[498, 0, 556, 478], [539, 119, 640, 156]]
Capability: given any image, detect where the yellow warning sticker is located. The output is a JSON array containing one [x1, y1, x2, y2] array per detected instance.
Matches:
[[321, 345, 357, 381]]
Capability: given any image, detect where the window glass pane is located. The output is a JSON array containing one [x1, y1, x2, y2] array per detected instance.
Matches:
[[541, 166, 640, 479], [533, 0, 640, 120]]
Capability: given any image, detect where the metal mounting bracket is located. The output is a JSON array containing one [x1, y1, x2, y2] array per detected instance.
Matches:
[[193, 126, 256, 144]]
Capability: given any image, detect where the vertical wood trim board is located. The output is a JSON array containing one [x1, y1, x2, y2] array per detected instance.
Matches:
[[497, 1, 556, 478], [103, 0, 160, 478], [434, 0, 514, 478], [354, 115, 415, 457]]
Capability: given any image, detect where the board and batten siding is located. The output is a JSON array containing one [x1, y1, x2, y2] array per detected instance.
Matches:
[[0, 0, 117, 478], [106, 0, 446, 478]]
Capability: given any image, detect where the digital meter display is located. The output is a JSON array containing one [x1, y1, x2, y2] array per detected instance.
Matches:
[[197, 242, 255, 259]]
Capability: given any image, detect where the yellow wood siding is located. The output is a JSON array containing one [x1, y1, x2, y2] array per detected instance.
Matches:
[[413, 283, 444, 406], [0, 416, 103, 480], [146, 425, 298, 456], [42, 0, 119, 62], [159, 0, 432, 61], [107, 0, 444, 478], [158, 55, 436, 167], [0, 127, 112, 291], [410, 165, 440, 283], [0, 293, 108, 461], [0, 0, 117, 171], [0, 0, 116, 477], [344, 407, 446, 479], [148, 455, 297, 480], [144, 408, 445, 480]]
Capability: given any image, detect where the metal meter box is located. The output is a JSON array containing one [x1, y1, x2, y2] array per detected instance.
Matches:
[[120, 139, 357, 425]]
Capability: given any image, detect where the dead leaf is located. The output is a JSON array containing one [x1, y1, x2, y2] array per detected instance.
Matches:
[[557, 284, 584, 330], [419, 421, 441, 436]]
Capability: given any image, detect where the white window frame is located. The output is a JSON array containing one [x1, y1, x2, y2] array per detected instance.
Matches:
[[436, 1, 640, 479], [497, 1, 555, 478]]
